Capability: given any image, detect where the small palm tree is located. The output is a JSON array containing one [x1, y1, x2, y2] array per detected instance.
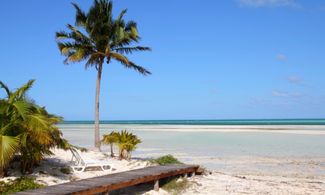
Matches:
[[115, 130, 141, 160], [0, 80, 69, 175], [56, 0, 151, 150], [101, 131, 118, 157], [0, 80, 33, 176]]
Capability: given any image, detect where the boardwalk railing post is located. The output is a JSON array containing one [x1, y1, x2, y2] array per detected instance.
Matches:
[[154, 179, 159, 191]]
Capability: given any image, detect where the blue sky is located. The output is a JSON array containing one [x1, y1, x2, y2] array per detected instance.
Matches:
[[1, 0, 325, 120]]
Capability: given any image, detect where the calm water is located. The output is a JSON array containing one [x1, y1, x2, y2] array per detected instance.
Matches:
[[58, 121, 325, 169], [61, 119, 325, 125]]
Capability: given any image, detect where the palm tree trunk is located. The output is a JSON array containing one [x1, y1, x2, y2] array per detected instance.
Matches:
[[110, 143, 114, 157], [122, 149, 128, 160], [94, 63, 103, 150], [0, 167, 4, 178]]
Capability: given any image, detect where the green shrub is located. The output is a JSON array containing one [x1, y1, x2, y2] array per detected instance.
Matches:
[[0, 80, 70, 174], [72, 145, 88, 152], [162, 178, 191, 195], [150, 155, 182, 165], [59, 167, 71, 174], [102, 131, 143, 160], [0, 177, 44, 194]]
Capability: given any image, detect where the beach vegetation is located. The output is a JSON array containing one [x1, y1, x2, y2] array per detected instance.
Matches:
[[71, 145, 88, 152], [59, 167, 72, 175], [56, 0, 151, 150], [0, 80, 70, 176], [101, 131, 118, 157], [102, 130, 141, 160], [150, 155, 182, 165], [0, 177, 44, 194], [162, 177, 191, 195]]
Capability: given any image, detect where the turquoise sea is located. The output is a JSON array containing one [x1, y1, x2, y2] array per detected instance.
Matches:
[[61, 118, 325, 125], [58, 119, 325, 171]]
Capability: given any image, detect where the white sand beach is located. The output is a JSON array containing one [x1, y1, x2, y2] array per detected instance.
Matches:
[[4, 149, 150, 186], [42, 124, 325, 194], [1, 125, 324, 194], [4, 148, 325, 194]]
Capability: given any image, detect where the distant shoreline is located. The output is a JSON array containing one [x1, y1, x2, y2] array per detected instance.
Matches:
[[57, 124, 325, 135], [60, 119, 325, 125]]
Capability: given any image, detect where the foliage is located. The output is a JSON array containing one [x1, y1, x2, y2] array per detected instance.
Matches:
[[0, 80, 70, 174], [102, 131, 118, 145], [101, 130, 141, 160], [71, 145, 88, 152], [101, 131, 118, 157], [55, 0, 151, 74], [0, 177, 44, 194], [162, 178, 191, 195], [150, 155, 182, 165], [56, 0, 151, 149], [59, 167, 71, 175]]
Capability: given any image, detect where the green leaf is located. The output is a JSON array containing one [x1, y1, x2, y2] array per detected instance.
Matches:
[[0, 135, 20, 168], [12, 101, 30, 120]]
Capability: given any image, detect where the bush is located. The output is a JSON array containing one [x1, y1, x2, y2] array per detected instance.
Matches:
[[0, 80, 70, 174], [150, 155, 182, 165], [72, 145, 88, 152], [162, 178, 190, 195], [0, 177, 44, 194], [59, 167, 71, 174], [102, 130, 141, 160]]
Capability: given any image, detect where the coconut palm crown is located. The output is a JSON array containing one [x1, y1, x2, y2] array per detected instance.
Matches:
[[56, 0, 151, 150]]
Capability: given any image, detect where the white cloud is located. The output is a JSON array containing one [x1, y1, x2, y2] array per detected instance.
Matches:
[[287, 76, 303, 85], [272, 90, 302, 97], [276, 53, 287, 61], [238, 0, 300, 8], [272, 90, 289, 97]]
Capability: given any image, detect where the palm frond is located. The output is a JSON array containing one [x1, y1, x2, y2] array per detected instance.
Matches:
[[0, 81, 11, 97], [111, 52, 151, 75], [23, 114, 53, 145], [66, 24, 91, 42], [12, 100, 30, 120], [85, 52, 104, 69], [127, 61, 151, 75], [125, 21, 139, 41], [10, 80, 35, 103], [0, 135, 20, 169], [58, 42, 93, 64], [101, 131, 118, 144], [55, 31, 70, 40], [72, 3, 87, 27], [125, 21, 137, 31], [114, 46, 151, 55], [67, 48, 87, 63]]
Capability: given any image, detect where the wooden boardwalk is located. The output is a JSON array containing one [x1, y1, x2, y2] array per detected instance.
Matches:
[[15, 164, 199, 195]]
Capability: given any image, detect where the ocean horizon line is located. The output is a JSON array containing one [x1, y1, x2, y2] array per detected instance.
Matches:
[[60, 118, 325, 125]]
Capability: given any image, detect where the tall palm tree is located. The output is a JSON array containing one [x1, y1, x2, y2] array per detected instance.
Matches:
[[56, 0, 151, 150]]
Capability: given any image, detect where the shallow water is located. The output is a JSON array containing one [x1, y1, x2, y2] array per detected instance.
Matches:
[[58, 124, 325, 172]]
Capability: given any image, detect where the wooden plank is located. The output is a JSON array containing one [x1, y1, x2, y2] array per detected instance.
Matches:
[[14, 165, 199, 195]]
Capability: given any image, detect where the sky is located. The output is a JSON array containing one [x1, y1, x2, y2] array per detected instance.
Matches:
[[0, 0, 325, 120]]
